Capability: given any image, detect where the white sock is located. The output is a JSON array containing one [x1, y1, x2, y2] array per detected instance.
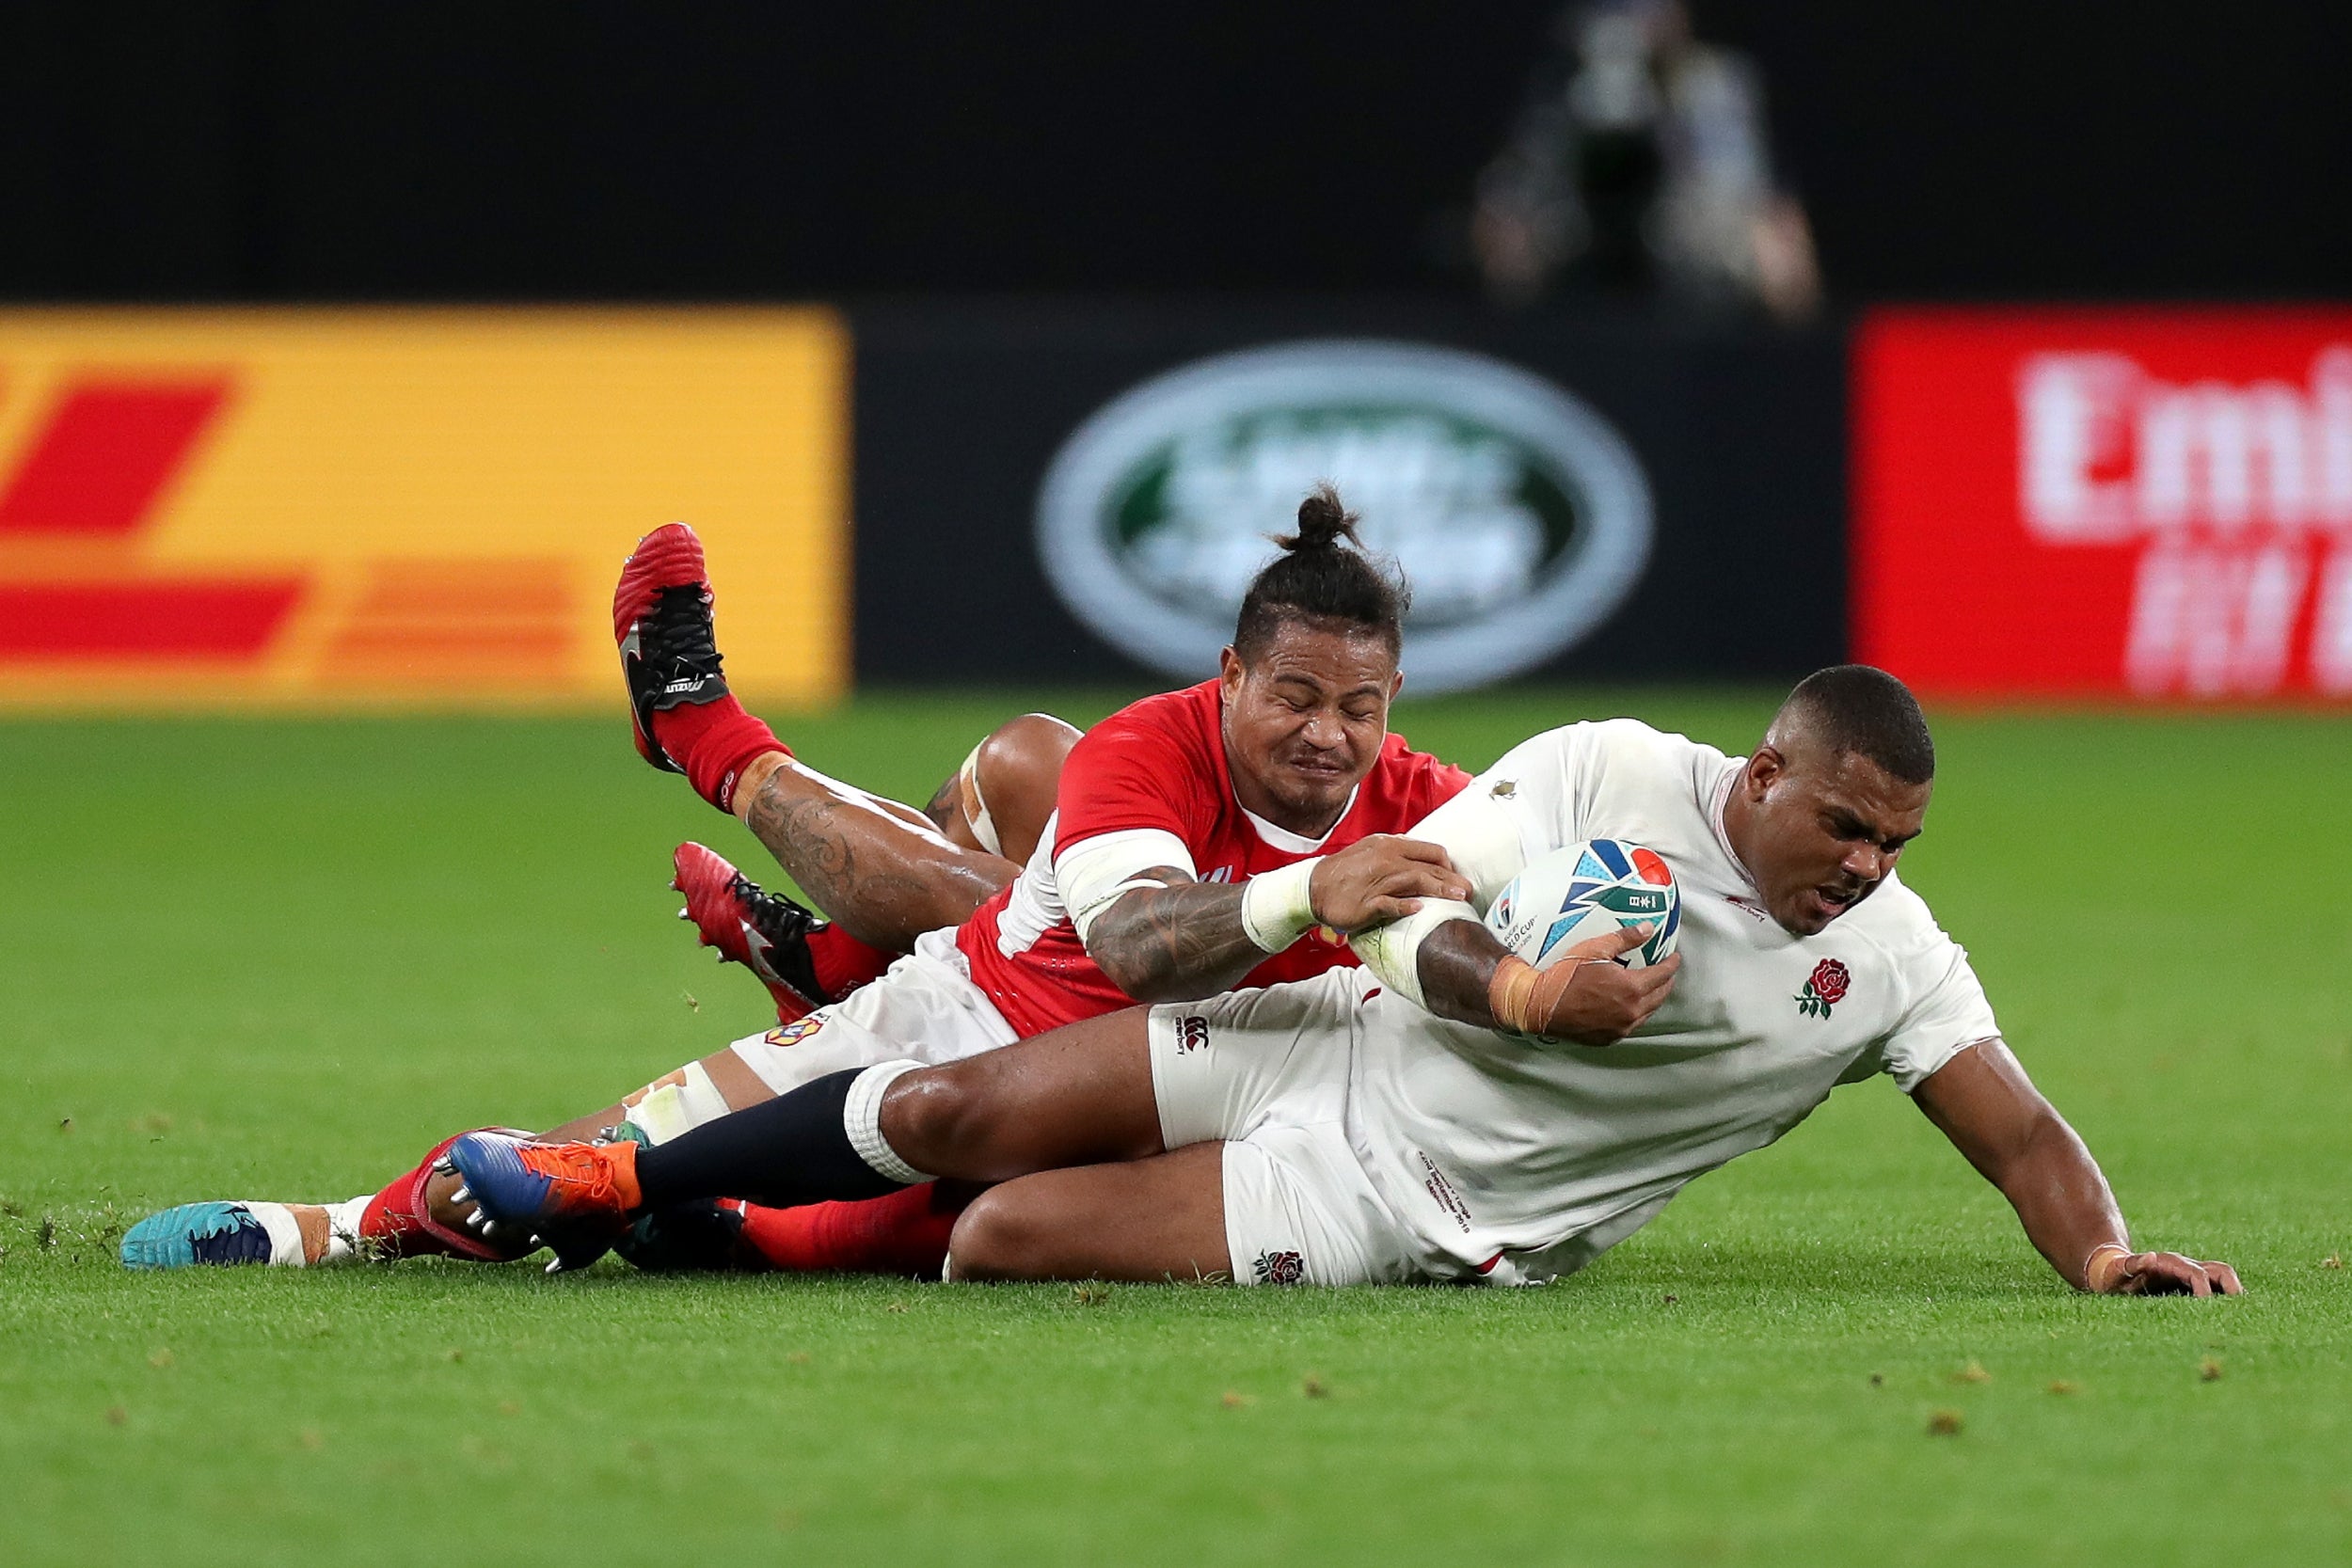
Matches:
[[323, 1196, 374, 1263], [232, 1201, 310, 1266]]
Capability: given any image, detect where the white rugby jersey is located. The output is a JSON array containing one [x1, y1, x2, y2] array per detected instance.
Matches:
[[1347, 718, 1999, 1286]]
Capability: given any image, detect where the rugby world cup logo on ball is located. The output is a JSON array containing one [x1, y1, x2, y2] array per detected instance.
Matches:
[[1485, 839, 1681, 974], [1035, 341, 1654, 693]]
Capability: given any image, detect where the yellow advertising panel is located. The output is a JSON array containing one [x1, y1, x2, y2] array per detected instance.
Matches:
[[0, 309, 847, 709]]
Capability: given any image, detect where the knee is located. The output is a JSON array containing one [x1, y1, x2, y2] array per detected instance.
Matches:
[[880, 1069, 988, 1176], [976, 713, 1081, 787], [944, 1186, 1052, 1281]]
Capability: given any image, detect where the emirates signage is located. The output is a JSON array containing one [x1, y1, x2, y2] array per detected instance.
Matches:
[[1853, 309, 2352, 700]]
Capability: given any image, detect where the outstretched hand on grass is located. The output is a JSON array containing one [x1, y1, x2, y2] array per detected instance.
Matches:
[[2093, 1250, 2244, 1297]]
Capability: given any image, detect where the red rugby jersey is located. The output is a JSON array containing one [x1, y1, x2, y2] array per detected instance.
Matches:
[[955, 679, 1470, 1037]]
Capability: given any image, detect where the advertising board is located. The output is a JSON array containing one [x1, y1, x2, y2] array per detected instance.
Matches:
[[854, 303, 1845, 688], [0, 310, 847, 709], [1854, 308, 2352, 700]]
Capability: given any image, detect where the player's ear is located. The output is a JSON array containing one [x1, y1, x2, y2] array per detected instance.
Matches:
[[1218, 645, 1244, 694], [1745, 745, 1786, 800], [1386, 667, 1405, 703]]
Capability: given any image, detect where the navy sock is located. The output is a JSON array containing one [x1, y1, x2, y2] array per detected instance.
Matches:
[[635, 1069, 909, 1210]]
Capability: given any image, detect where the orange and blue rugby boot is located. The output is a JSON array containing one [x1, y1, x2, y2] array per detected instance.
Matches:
[[439, 1132, 642, 1274]]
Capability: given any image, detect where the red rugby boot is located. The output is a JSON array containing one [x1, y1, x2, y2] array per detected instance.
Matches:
[[612, 523, 731, 774], [672, 842, 830, 1022]]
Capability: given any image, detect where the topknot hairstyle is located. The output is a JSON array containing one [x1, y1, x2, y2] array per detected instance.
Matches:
[[1232, 483, 1412, 662], [1778, 664, 1936, 784]]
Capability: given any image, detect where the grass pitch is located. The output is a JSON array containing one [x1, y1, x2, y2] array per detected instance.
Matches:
[[2, 690, 2347, 1567]]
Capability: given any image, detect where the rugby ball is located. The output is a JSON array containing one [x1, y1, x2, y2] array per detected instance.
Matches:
[[1484, 839, 1679, 971]]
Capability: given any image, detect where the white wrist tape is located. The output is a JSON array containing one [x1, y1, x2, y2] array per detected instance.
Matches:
[[1240, 858, 1322, 954], [1348, 898, 1480, 1009]]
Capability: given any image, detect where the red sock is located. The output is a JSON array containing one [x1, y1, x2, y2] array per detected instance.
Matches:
[[807, 925, 898, 1001], [357, 1131, 525, 1262], [733, 1183, 969, 1277], [650, 696, 787, 814]]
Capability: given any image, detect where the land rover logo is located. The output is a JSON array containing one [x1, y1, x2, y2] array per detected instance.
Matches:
[[1035, 340, 1653, 692]]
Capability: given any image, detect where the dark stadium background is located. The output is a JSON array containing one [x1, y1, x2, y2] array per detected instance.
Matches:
[[18, 0, 2344, 697], [4, 1, 2345, 303]]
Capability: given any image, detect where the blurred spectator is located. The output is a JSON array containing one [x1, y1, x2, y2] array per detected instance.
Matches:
[[1472, 0, 1820, 322]]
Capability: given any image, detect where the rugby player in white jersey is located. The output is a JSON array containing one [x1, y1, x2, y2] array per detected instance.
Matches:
[[453, 667, 2240, 1298]]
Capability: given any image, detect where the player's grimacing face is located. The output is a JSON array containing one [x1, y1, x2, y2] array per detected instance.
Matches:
[[1217, 624, 1401, 833], [1733, 747, 1931, 937]]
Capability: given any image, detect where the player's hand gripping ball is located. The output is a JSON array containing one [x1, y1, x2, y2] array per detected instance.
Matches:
[[1485, 839, 1680, 971]]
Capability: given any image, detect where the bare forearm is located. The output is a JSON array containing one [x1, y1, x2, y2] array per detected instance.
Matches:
[[1915, 1042, 2236, 1298], [1085, 881, 1267, 1003], [1356, 910, 1674, 1043], [740, 765, 1014, 948], [1412, 917, 1511, 1027], [1991, 1113, 2130, 1291]]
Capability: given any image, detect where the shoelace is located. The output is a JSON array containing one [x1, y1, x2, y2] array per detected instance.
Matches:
[[644, 583, 723, 674], [728, 870, 821, 940], [518, 1143, 630, 1210]]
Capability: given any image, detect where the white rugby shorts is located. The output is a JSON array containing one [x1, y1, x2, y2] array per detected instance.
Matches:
[[727, 927, 1019, 1098], [1148, 967, 1421, 1288]]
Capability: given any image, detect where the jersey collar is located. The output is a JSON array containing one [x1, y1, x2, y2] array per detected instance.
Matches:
[[1708, 757, 1763, 895], [1240, 787, 1359, 854], [1210, 685, 1362, 853]]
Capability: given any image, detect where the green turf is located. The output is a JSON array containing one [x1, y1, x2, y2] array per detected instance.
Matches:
[[3, 690, 2347, 1567]]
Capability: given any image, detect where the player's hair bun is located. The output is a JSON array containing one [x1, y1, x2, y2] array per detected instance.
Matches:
[[1274, 483, 1365, 553], [1233, 482, 1409, 661]]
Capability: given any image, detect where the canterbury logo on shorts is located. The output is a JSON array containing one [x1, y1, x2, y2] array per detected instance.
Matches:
[[1174, 1016, 1210, 1054]]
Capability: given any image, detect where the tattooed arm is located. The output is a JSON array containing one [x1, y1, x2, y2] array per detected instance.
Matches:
[[1082, 869, 1270, 1004], [738, 756, 1017, 950], [1082, 836, 1473, 1005]]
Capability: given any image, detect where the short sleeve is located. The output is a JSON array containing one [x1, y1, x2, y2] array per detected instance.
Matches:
[[1051, 714, 1215, 855], [1391, 722, 1601, 911], [1474, 722, 1609, 866], [1872, 935, 2002, 1093]]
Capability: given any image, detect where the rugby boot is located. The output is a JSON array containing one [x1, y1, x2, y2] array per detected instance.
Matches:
[[612, 523, 729, 773], [439, 1132, 642, 1274], [672, 841, 830, 1022], [121, 1201, 304, 1268]]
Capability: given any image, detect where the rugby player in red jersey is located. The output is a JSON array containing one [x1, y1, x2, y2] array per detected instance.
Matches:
[[122, 488, 1478, 1276]]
